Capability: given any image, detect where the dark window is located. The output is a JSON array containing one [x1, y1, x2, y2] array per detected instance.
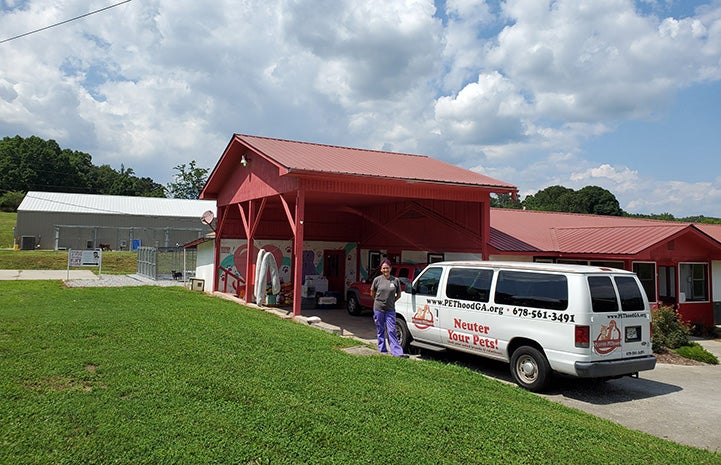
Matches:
[[588, 276, 618, 312], [633, 262, 657, 302], [494, 271, 568, 310], [615, 276, 645, 311], [413, 267, 442, 297], [445, 268, 493, 303]]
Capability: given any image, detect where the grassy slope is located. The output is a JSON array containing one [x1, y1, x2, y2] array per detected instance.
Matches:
[[0, 212, 16, 249], [1, 283, 718, 465], [0, 249, 137, 274], [0, 212, 136, 273]]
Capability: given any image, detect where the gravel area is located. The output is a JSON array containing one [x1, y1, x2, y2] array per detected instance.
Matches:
[[64, 274, 187, 288]]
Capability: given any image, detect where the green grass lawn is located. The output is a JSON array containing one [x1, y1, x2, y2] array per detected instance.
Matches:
[[0, 249, 137, 274], [1, 283, 719, 464], [0, 212, 16, 249], [0, 212, 137, 274]]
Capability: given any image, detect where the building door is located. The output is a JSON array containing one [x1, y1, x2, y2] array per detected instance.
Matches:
[[323, 250, 345, 293], [659, 265, 677, 307]]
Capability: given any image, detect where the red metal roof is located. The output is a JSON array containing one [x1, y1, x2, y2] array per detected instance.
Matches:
[[490, 209, 694, 255], [694, 223, 721, 243], [231, 134, 516, 189]]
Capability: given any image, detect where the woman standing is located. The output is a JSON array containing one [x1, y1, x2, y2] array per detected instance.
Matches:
[[370, 259, 407, 357]]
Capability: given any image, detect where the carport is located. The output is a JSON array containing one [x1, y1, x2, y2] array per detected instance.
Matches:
[[200, 134, 517, 316]]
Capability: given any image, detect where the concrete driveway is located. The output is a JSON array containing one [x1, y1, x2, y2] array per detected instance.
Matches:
[[301, 308, 721, 453]]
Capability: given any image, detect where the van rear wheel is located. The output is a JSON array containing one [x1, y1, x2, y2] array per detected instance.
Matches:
[[510, 346, 551, 392]]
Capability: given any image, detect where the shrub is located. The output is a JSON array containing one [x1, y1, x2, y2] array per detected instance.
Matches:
[[676, 343, 720, 365], [0, 190, 24, 212], [651, 306, 690, 352]]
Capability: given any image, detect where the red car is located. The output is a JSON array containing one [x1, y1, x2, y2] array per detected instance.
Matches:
[[345, 263, 427, 316]]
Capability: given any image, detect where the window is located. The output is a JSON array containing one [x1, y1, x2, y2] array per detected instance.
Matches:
[[427, 253, 444, 263], [679, 263, 708, 302], [588, 276, 618, 313], [633, 262, 657, 302], [615, 276, 645, 311], [589, 261, 624, 270], [413, 267, 443, 297], [494, 271, 568, 310], [445, 268, 493, 303]]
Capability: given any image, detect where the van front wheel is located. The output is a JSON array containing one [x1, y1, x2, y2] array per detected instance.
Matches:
[[510, 346, 551, 392], [395, 318, 411, 352]]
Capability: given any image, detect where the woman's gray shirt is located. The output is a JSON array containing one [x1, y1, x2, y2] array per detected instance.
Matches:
[[371, 275, 401, 311]]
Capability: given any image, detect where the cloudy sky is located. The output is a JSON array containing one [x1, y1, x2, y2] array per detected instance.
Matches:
[[1, 0, 720, 217]]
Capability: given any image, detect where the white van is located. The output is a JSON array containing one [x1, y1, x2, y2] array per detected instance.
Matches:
[[395, 261, 656, 391]]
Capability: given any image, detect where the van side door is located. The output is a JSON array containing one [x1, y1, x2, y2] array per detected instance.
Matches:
[[436, 267, 502, 357]]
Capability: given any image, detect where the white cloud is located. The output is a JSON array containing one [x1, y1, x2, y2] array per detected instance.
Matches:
[[1, 0, 721, 217]]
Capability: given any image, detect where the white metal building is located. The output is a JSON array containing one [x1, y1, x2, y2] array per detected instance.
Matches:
[[15, 191, 216, 250]]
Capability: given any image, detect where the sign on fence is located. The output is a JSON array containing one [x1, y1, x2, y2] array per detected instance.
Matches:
[[67, 249, 102, 279]]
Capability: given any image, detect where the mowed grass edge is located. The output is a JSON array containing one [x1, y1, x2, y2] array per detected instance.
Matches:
[[0, 282, 719, 465]]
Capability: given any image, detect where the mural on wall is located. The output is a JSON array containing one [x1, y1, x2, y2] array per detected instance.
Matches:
[[216, 239, 358, 296]]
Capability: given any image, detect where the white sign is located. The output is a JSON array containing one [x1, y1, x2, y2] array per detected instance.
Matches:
[[68, 249, 102, 266]]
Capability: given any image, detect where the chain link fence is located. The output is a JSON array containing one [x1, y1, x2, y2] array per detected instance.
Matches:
[[136, 246, 197, 281]]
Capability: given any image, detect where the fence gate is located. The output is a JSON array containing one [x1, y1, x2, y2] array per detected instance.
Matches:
[[136, 246, 196, 281]]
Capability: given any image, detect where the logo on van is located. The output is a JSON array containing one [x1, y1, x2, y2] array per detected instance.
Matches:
[[412, 305, 434, 330], [593, 320, 622, 355]]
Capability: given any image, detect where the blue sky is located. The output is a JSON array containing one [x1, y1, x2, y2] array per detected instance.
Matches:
[[1, 0, 720, 217]]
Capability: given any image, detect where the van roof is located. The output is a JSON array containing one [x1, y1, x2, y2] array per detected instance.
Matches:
[[428, 260, 636, 275]]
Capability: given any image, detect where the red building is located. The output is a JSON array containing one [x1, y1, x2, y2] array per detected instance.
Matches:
[[201, 134, 721, 328]]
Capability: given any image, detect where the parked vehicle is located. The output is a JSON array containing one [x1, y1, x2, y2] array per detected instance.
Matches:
[[346, 263, 427, 316], [395, 261, 656, 391]]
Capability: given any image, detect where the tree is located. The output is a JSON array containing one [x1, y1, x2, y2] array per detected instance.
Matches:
[[0, 191, 24, 211], [522, 185, 623, 216], [522, 185, 575, 212], [490, 193, 522, 209], [575, 186, 623, 216], [0, 135, 166, 198], [165, 160, 209, 199]]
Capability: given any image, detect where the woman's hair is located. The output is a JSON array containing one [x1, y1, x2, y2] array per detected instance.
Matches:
[[380, 258, 392, 267]]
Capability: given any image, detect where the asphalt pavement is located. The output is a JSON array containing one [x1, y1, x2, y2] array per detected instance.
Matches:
[[306, 307, 721, 453], [2, 270, 720, 453]]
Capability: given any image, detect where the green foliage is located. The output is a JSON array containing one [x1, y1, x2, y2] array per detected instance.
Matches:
[[165, 160, 209, 199], [1, 283, 716, 464], [675, 343, 720, 365], [651, 306, 691, 352], [490, 193, 522, 209], [522, 185, 623, 216], [0, 191, 24, 212], [0, 135, 165, 197]]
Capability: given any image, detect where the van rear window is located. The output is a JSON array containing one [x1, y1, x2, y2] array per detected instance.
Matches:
[[588, 276, 618, 312], [588, 276, 646, 312], [494, 271, 568, 310], [615, 276, 645, 311]]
